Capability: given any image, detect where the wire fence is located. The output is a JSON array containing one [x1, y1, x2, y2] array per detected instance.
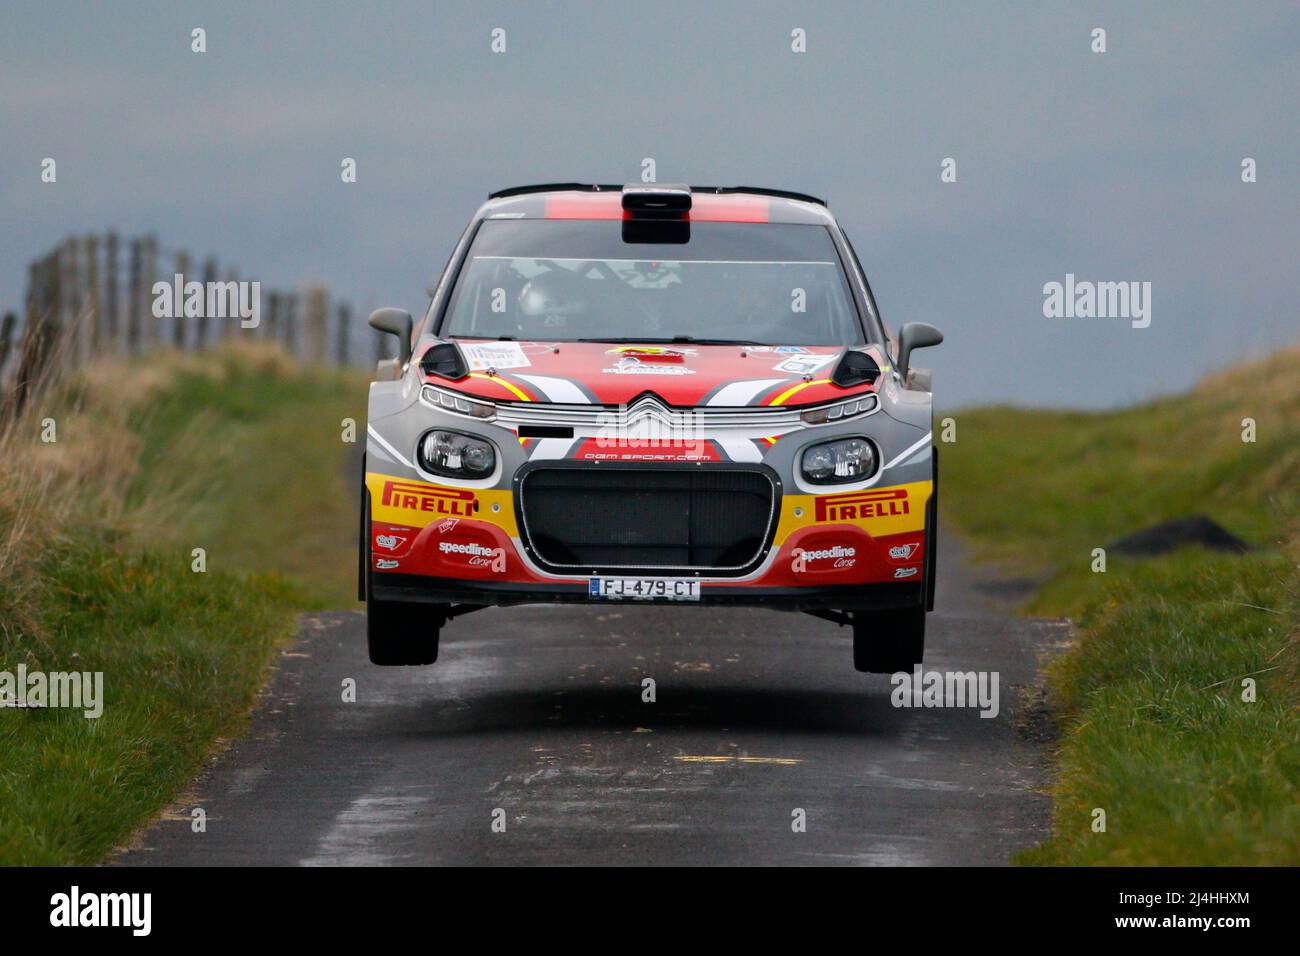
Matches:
[[0, 232, 385, 423]]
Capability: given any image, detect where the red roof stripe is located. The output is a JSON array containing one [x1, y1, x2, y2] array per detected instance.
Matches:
[[689, 194, 769, 223], [542, 193, 625, 220], [541, 192, 770, 223]]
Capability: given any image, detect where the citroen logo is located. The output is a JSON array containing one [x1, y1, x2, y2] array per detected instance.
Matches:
[[624, 394, 677, 425]]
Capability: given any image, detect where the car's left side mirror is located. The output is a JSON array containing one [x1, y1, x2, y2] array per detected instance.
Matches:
[[897, 322, 943, 381], [368, 308, 414, 366]]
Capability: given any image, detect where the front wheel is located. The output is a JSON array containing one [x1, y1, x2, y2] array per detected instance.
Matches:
[[366, 595, 442, 665], [853, 604, 925, 673], [363, 487, 445, 665]]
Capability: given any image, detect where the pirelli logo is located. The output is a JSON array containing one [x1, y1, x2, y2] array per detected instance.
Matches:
[[381, 480, 476, 516], [815, 487, 909, 522]]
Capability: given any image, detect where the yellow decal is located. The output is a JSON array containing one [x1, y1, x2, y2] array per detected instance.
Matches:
[[769, 378, 833, 406], [773, 480, 932, 543], [366, 472, 518, 536], [470, 372, 531, 402]]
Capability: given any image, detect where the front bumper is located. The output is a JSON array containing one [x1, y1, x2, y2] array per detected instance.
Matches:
[[370, 571, 924, 611], [365, 467, 933, 610]]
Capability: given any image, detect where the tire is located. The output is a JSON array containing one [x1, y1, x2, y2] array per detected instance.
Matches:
[[363, 485, 444, 666], [925, 445, 938, 612], [853, 604, 926, 673], [367, 593, 442, 665], [358, 453, 369, 602]]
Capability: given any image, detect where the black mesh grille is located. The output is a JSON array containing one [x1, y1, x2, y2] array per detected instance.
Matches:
[[519, 467, 776, 574]]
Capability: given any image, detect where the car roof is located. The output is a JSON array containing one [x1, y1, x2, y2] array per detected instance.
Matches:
[[478, 184, 834, 225]]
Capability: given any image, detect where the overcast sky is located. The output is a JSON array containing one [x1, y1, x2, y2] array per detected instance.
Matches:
[[2, 0, 1296, 408]]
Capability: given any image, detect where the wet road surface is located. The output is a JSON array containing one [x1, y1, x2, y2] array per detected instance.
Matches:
[[118, 533, 1062, 866]]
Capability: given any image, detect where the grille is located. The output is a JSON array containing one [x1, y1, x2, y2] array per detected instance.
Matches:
[[493, 398, 806, 430], [518, 467, 777, 574]]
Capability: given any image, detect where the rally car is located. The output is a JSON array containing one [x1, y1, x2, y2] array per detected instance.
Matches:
[[361, 183, 943, 672]]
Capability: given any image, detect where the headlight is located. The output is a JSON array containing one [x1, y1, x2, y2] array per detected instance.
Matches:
[[421, 385, 496, 420], [419, 430, 497, 479], [800, 437, 877, 484], [800, 393, 877, 425]]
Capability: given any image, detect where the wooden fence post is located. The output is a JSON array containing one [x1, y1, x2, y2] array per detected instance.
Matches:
[[105, 232, 120, 353], [10, 257, 59, 419], [127, 239, 143, 355], [283, 292, 299, 357], [18, 257, 41, 379], [6, 232, 364, 400], [85, 235, 101, 353], [266, 292, 281, 345], [302, 284, 328, 364], [335, 302, 351, 366], [198, 257, 216, 349], [0, 312, 16, 384], [173, 250, 189, 350], [222, 269, 239, 343], [42, 253, 58, 328], [141, 236, 158, 348], [53, 238, 77, 372]]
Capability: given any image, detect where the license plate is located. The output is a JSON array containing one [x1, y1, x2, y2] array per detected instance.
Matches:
[[588, 577, 701, 601]]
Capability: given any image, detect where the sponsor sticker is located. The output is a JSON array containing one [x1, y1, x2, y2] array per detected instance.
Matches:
[[381, 480, 476, 517], [815, 488, 910, 521], [603, 354, 696, 376], [772, 353, 835, 375], [791, 544, 857, 572], [461, 341, 531, 370], [888, 543, 919, 560], [580, 450, 716, 463], [438, 540, 507, 572], [375, 534, 407, 551], [375, 558, 400, 570], [893, 566, 919, 579], [605, 346, 695, 361]]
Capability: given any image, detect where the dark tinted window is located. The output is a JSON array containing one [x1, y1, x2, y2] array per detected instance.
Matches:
[[440, 220, 864, 346]]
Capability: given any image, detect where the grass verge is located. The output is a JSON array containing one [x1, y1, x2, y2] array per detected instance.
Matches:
[[0, 345, 365, 864], [942, 345, 1299, 865]]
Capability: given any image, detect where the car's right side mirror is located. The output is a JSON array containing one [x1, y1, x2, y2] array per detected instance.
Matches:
[[897, 322, 943, 381], [368, 308, 414, 367]]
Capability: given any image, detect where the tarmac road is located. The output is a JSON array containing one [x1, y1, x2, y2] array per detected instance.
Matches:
[[118, 533, 1063, 866]]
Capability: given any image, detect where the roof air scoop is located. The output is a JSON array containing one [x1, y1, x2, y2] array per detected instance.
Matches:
[[621, 185, 692, 244], [621, 184, 692, 219]]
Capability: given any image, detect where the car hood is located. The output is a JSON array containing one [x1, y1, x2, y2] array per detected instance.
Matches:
[[420, 339, 879, 408]]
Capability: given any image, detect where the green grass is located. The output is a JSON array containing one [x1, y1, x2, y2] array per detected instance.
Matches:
[[123, 349, 365, 605], [0, 346, 365, 864], [942, 346, 1300, 865]]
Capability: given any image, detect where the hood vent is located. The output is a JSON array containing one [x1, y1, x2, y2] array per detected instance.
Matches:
[[830, 349, 881, 387], [419, 341, 469, 380]]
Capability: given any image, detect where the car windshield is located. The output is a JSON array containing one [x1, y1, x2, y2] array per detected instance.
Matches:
[[439, 219, 864, 346]]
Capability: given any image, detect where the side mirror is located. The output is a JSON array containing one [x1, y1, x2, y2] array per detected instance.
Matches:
[[368, 308, 413, 366], [897, 322, 943, 381]]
